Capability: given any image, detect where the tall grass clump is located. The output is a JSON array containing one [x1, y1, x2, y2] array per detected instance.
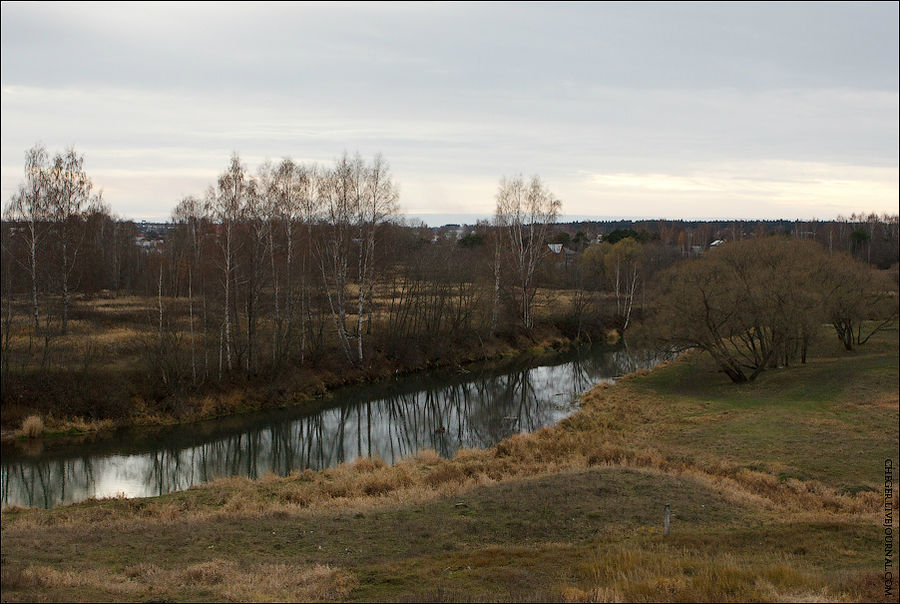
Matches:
[[19, 415, 44, 438]]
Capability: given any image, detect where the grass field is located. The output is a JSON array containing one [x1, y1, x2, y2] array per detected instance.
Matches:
[[1, 325, 897, 602]]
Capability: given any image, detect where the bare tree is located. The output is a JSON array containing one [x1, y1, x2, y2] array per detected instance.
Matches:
[[257, 160, 284, 366], [823, 251, 897, 350], [295, 163, 322, 362], [604, 237, 641, 332], [241, 176, 268, 374], [490, 216, 502, 334], [6, 144, 50, 334], [317, 153, 360, 364], [45, 147, 95, 335], [258, 158, 320, 365], [172, 195, 207, 383], [355, 154, 399, 361], [1, 221, 15, 383], [494, 175, 561, 330], [211, 154, 247, 375]]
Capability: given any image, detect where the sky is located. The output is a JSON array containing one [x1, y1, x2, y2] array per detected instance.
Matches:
[[1, 1, 898, 224]]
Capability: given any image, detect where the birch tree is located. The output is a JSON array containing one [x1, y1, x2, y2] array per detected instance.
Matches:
[[286, 161, 322, 362], [261, 158, 320, 365], [172, 195, 207, 383], [5, 144, 50, 334], [257, 160, 285, 365], [46, 147, 94, 335], [241, 176, 268, 374], [317, 154, 359, 364], [494, 175, 561, 330], [356, 154, 398, 361], [605, 237, 641, 331], [211, 154, 247, 375]]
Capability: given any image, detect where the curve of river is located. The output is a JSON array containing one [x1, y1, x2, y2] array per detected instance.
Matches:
[[1, 344, 663, 509]]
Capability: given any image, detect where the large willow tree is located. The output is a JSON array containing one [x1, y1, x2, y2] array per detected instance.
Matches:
[[652, 238, 829, 383]]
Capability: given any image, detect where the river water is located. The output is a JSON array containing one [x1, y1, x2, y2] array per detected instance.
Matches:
[[1, 345, 662, 509]]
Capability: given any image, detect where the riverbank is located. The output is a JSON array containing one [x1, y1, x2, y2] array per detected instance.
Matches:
[[2, 323, 602, 446], [2, 325, 897, 601], [1, 341, 643, 508]]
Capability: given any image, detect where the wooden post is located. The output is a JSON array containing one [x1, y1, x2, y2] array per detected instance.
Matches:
[[664, 503, 671, 536]]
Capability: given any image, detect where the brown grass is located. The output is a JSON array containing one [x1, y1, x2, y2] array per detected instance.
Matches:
[[18, 415, 43, 438], [2, 560, 355, 602], [561, 540, 895, 603]]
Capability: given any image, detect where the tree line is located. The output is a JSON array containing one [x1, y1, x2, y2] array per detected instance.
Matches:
[[1, 146, 572, 394], [2, 144, 897, 402]]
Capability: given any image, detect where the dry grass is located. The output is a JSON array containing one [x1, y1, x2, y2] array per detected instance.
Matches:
[[1, 560, 355, 602], [559, 537, 895, 603], [563, 546, 825, 603], [18, 415, 43, 438]]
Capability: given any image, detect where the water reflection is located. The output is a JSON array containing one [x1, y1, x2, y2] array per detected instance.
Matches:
[[1, 346, 664, 508]]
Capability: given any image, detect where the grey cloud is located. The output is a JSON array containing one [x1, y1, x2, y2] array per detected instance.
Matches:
[[3, 3, 897, 95], [1, 2, 897, 220]]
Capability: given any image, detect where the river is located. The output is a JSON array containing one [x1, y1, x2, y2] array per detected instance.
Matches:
[[1, 344, 663, 508]]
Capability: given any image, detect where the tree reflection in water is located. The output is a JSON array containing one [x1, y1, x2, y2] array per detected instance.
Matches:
[[2, 345, 668, 508]]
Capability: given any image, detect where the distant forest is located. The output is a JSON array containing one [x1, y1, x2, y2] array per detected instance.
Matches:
[[549, 216, 899, 270]]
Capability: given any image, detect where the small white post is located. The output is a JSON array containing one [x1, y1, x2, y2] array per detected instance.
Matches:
[[664, 503, 671, 536]]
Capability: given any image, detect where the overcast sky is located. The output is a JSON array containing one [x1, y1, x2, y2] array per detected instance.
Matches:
[[2, 1, 898, 223]]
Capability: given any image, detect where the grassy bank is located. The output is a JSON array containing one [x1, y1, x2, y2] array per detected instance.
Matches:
[[1, 326, 897, 601]]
